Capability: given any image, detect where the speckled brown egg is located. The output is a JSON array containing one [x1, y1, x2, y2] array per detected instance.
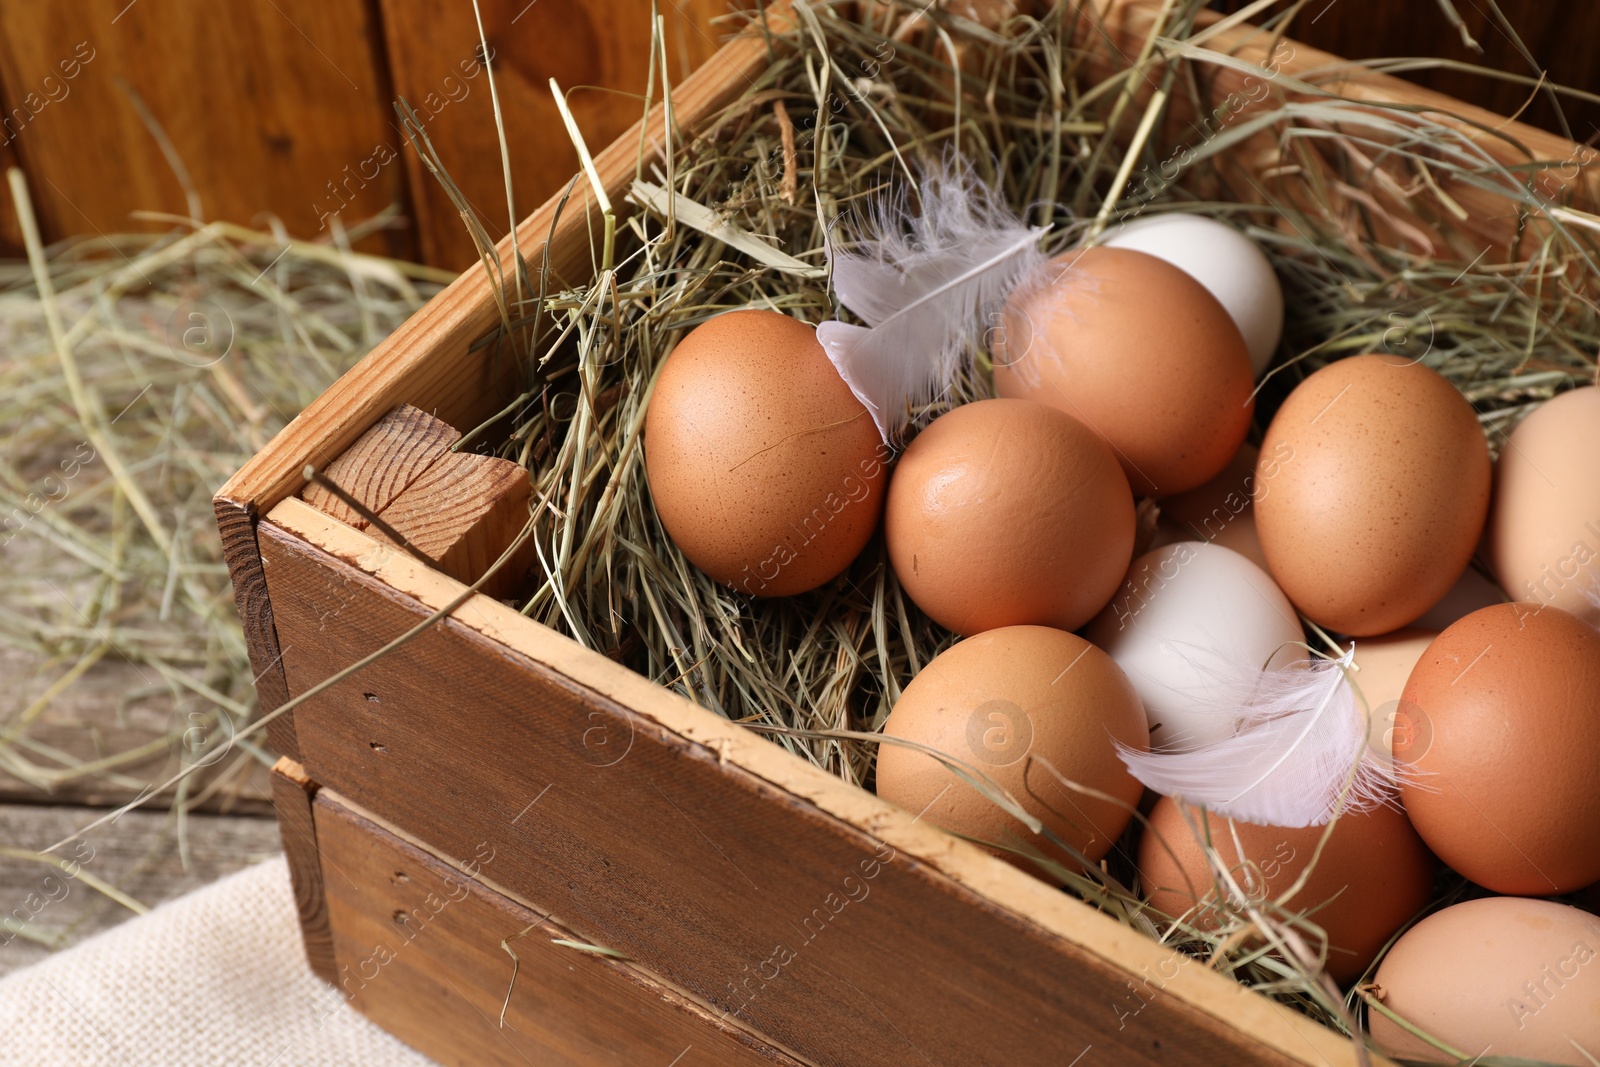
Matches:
[[884, 398, 1135, 635], [991, 246, 1254, 497], [1397, 602, 1600, 895], [1369, 898, 1600, 1064], [644, 309, 886, 597], [1137, 796, 1435, 983], [1254, 355, 1491, 636], [1487, 386, 1600, 628], [876, 625, 1148, 871]]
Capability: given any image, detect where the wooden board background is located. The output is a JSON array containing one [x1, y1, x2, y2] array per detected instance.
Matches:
[[0, 0, 738, 267], [0, 0, 408, 258], [0, 0, 1592, 266], [374, 0, 734, 269]]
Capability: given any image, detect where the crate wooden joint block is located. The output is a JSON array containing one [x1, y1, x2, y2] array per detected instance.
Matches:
[[298, 405, 462, 529], [215, 2, 1592, 1064], [298, 403, 536, 599]]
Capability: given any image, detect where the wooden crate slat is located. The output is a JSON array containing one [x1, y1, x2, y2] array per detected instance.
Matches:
[[215, 495, 297, 759], [259, 497, 1361, 1067], [315, 787, 808, 1066]]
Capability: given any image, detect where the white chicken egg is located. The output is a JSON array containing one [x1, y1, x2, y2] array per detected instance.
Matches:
[[1085, 541, 1304, 749], [1099, 212, 1284, 376]]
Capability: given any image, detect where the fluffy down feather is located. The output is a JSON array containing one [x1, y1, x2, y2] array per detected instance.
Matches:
[[816, 160, 1047, 443]]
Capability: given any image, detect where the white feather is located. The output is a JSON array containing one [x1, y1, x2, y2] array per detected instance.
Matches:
[[816, 160, 1048, 443], [1117, 647, 1396, 827]]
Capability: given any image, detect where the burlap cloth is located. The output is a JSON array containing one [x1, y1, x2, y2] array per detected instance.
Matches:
[[0, 857, 438, 1066]]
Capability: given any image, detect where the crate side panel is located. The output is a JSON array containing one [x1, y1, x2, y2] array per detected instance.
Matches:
[[315, 790, 805, 1066], [258, 519, 1305, 1067], [1091, 0, 1595, 257]]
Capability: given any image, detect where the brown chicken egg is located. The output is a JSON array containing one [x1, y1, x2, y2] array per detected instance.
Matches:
[[1350, 628, 1437, 773], [1254, 355, 1491, 636], [1137, 796, 1435, 983], [1369, 898, 1600, 1065], [1487, 386, 1600, 628], [876, 625, 1148, 871], [1150, 442, 1269, 570], [1397, 602, 1600, 895], [884, 398, 1134, 635], [990, 246, 1254, 497], [644, 309, 886, 597], [1352, 629, 1436, 716]]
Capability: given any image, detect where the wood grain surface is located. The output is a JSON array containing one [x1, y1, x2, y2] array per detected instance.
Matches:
[[0, 640, 273, 815], [373, 0, 740, 269], [257, 505, 1353, 1067], [300, 404, 462, 529], [0, 802, 281, 977], [315, 788, 807, 1066], [215, 494, 297, 762], [300, 403, 535, 598], [272, 757, 336, 984], [372, 447, 534, 599], [0, 0, 409, 258]]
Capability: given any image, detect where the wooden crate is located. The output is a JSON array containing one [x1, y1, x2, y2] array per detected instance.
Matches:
[[218, 3, 1592, 1064]]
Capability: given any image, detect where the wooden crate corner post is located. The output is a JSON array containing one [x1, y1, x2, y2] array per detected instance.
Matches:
[[270, 756, 337, 984]]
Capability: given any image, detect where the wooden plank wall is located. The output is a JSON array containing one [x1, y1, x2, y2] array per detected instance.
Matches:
[[375, 0, 733, 269], [0, 0, 736, 266], [0, 0, 407, 257], [0, 0, 1592, 266]]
